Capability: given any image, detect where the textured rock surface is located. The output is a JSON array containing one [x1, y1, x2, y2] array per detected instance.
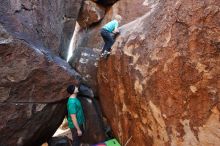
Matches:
[[71, 48, 100, 95], [0, 31, 80, 103], [77, 0, 105, 28], [0, 0, 83, 145], [0, 25, 80, 146], [0, 0, 82, 58], [97, 0, 220, 146], [79, 96, 106, 144], [0, 102, 67, 146]]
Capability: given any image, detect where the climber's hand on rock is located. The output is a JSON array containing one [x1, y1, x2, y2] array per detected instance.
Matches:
[[113, 28, 120, 34]]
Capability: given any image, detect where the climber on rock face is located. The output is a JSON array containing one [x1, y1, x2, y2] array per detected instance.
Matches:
[[66, 85, 85, 146], [100, 14, 122, 58]]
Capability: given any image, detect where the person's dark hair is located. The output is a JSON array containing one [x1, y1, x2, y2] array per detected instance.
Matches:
[[67, 85, 75, 94]]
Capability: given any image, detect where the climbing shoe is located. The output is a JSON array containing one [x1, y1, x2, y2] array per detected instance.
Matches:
[[100, 51, 110, 58], [104, 51, 111, 55]]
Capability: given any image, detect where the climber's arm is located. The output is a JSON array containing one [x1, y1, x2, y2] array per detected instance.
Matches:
[[113, 21, 120, 34], [71, 114, 82, 136], [113, 28, 119, 34]]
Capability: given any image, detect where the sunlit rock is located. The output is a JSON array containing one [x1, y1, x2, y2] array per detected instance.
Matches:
[[77, 0, 105, 28], [97, 0, 220, 145]]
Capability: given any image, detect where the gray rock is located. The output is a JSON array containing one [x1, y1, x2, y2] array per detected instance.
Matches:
[[70, 47, 100, 96]]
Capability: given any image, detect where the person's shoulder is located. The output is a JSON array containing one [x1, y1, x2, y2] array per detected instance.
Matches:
[[75, 97, 81, 102], [68, 97, 77, 103], [113, 20, 118, 25]]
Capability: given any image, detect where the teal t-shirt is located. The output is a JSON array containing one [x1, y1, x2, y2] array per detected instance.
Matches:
[[103, 20, 118, 32], [67, 97, 85, 129]]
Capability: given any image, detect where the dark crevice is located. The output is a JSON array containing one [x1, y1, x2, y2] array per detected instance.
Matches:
[[63, 15, 76, 21], [94, 0, 118, 6], [15, 4, 33, 14]]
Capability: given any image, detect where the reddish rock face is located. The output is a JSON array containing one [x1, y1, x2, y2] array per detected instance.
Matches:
[[0, 28, 80, 103], [0, 0, 83, 145], [77, 0, 105, 28], [0, 25, 80, 146], [98, 0, 220, 146]]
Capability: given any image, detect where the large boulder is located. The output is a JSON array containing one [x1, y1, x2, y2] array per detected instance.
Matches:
[[0, 0, 83, 145], [0, 102, 67, 146], [0, 27, 80, 103], [0, 25, 80, 146], [97, 0, 220, 146], [77, 0, 105, 28], [0, 0, 83, 58]]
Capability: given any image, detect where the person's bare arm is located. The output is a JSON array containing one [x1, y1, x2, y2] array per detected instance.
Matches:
[[71, 114, 82, 136], [113, 27, 120, 33]]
